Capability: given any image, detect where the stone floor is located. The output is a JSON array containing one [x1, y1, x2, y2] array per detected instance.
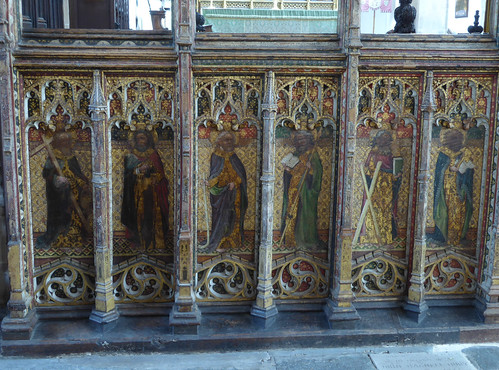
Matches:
[[1, 343, 499, 369], [2, 305, 499, 357]]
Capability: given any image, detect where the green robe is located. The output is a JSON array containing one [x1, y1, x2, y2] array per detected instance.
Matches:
[[281, 150, 323, 248]]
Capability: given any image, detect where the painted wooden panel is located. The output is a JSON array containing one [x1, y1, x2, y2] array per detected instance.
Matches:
[[107, 74, 176, 303]]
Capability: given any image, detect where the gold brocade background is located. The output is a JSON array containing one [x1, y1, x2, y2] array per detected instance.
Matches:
[[105, 75, 176, 258], [272, 132, 334, 252], [425, 129, 484, 252], [352, 131, 413, 252], [424, 74, 494, 254], [23, 75, 94, 260], [112, 139, 176, 255], [30, 143, 92, 233], [196, 136, 259, 254], [30, 138, 94, 258]]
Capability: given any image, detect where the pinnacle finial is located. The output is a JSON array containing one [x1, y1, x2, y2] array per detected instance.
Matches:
[[421, 71, 436, 113], [262, 71, 277, 111], [89, 70, 106, 114]]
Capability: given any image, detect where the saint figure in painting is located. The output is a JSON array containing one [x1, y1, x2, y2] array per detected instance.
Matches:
[[360, 130, 402, 245], [204, 132, 248, 253], [281, 131, 323, 249], [36, 131, 91, 249], [428, 130, 474, 245], [477, 90, 487, 115], [121, 129, 169, 251], [358, 90, 370, 115]]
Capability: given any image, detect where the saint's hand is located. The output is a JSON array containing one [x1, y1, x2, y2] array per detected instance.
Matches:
[[450, 166, 458, 172], [138, 163, 151, 173], [229, 182, 235, 190], [54, 175, 69, 189]]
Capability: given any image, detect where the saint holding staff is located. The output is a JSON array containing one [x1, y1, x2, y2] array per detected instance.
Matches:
[[35, 127, 92, 250], [354, 130, 402, 246]]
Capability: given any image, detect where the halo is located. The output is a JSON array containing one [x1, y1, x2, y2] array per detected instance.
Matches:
[[128, 125, 159, 148], [440, 127, 464, 143], [208, 128, 220, 145], [369, 129, 395, 146], [291, 129, 316, 141], [209, 130, 239, 147], [41, 121, 79, 141]]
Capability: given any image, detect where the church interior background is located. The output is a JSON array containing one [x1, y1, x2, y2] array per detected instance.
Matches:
[[0, 0, 497, 353]]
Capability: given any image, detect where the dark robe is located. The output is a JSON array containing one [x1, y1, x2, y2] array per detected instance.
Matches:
[[36, 154, 88, 249], [121, 148, 169, 249], [206, 150, 248, 252]]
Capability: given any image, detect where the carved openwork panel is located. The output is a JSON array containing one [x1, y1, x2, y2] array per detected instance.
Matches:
[[34, 260, 95, 306], [195, 257, 257, 301], [271, 252, 328, 299], [353, 74, 422, 265], [351, 252, 407, 298], [194, 76, 262, 301], [106, 75, 176, 274], [273, 75, 338, 299], [426, 75, 496, 262], [21, 74, 94, 296], [424, 252, 477, 295], [113, 257, 175, 303]]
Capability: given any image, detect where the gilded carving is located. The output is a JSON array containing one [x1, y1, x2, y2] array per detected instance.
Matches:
[[424, 253, 476, 295], [271, 254, 328, 299], [195, 258, 256, 301], [113, 259, 175, 303], [351, 252, 407, 297], [180, 241, 190, 282], [34, 260, 95, 306]]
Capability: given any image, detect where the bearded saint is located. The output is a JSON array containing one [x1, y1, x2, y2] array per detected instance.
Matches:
[[121, 130, 169, 251]]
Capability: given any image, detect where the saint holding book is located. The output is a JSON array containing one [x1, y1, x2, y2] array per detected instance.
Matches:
[[359, 130, 402, 245]]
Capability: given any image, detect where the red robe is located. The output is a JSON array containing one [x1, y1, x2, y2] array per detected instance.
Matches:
[[121, 147, 169, 250]]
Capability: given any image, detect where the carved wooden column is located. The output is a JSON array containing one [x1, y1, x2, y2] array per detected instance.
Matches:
[[251, 71, 278, 320], [324, 0, 361, 323], [479, 230, 499, 323], [478, 90, 499, 323], [169, 0, 200, 334], [487, 0, 499, 45], [1, 0, 38, 339], [404, 71, 435, 322], [88, 70, 119, 324], [0, 0, 6, 308]]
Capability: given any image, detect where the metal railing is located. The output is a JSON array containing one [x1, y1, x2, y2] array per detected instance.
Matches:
[[199, 0, 337, 11]]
